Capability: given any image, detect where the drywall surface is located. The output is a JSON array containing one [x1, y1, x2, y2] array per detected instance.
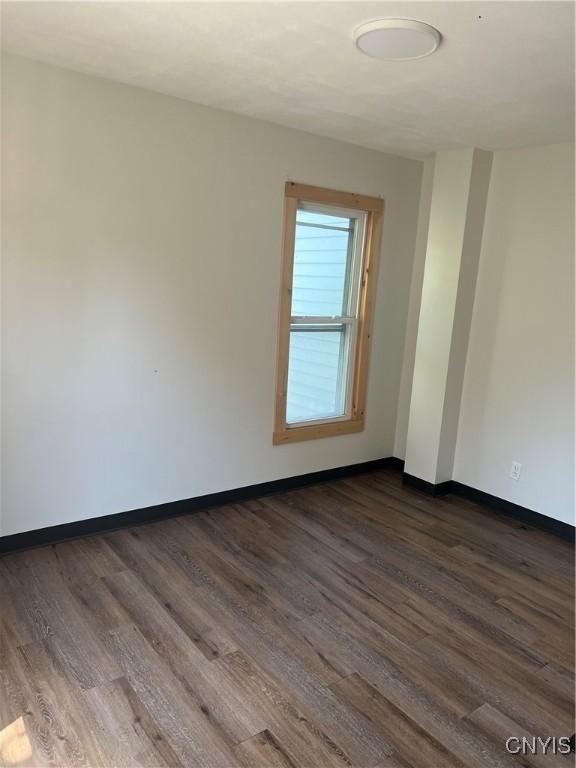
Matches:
[[435, 149, 492, 482], [453, 144, 575, 524], [404, 149, 476, 483], [1, 54, 422, 535], [394, 157, 434, 460]]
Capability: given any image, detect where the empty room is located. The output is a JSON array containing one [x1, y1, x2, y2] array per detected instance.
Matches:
[[0, 2, 574, 767]]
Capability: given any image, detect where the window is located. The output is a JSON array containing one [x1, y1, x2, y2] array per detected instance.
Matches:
[[274, 182, 383, 444]]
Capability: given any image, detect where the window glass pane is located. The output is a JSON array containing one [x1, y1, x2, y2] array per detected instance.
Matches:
[[291, 209, 355, 317], [286, 326, 349, 424], [296, 210, 351, 228]]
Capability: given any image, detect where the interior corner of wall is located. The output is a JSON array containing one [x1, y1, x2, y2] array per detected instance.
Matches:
[[393, 155, 436, 460]]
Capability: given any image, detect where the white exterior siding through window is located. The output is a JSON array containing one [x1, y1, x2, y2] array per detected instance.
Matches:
[[286, 205, 366, 424]]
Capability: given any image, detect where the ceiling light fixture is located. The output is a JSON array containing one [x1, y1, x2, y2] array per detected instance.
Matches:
[[354, 18, 441, 61]]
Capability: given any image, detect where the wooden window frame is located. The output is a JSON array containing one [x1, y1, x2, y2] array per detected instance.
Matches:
[[273, 182, 384, 445]]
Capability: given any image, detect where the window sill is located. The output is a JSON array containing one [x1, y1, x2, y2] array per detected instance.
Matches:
[[273, 418, 364, 445]]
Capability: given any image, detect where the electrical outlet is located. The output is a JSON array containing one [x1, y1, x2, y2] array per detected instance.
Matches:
[[510, 461, 522, 481]]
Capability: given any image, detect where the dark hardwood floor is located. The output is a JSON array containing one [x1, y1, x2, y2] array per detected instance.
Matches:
[[0, 469, 574, 767]]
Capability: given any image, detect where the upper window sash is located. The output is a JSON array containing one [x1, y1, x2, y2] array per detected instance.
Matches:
[[292, 202, 367, 322]]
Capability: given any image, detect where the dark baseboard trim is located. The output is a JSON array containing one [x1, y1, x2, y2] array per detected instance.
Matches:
[[402, 472, 451, 497], [401, 468, 574, 543], [386, 457, 405, 472], [2, 456, 572, 554], [0, 457, 397, 555], [449, 481, 575, 543]]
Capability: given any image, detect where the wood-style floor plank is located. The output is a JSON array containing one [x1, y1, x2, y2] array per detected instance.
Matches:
[[464, 703, 573, 768], [235, 729, 299, 768], [0, 468, 573, 767]]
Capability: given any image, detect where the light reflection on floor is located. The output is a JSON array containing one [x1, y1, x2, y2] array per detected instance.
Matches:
[[0, 717, 32, 765]]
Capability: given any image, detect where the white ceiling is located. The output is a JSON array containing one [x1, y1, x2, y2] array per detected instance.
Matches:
[[2, 1, 574, 158]]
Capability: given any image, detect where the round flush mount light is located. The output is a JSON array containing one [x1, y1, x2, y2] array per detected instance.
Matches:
[[355, 18, 441, 61]]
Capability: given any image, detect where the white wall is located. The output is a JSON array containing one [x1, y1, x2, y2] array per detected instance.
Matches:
[[394, 157, 434, 460], [435, 149, 493, 483], [1, 54, 422, 536], [403, 149, 492, 484], [454, 144, 575, 524]]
